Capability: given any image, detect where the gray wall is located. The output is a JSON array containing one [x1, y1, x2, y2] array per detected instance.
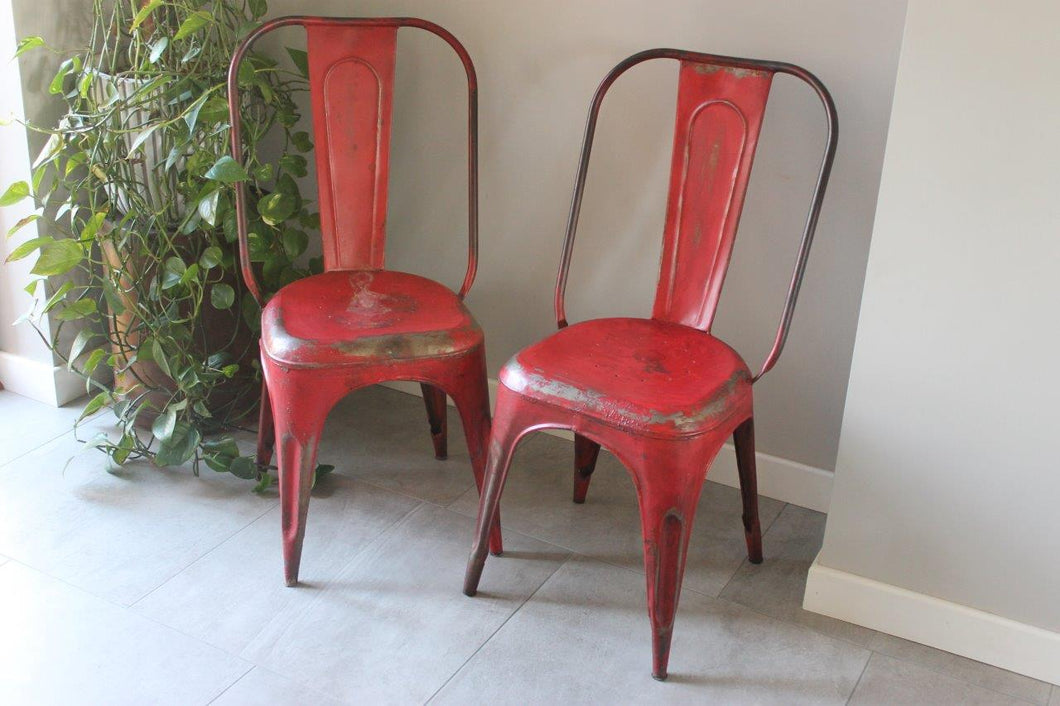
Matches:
[[818, 0, 1060, 632], [269, 0, 907, 471]]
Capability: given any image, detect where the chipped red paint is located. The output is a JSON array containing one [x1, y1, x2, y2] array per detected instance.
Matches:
[[465, 50, 837, 681], [228, 17, 498, 587]]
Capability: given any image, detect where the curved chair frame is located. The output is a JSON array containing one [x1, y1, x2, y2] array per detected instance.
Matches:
[[465, 49, 838, 680]]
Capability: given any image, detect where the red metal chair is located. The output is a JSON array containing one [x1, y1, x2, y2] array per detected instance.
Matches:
[[463, 49, 837, 680], [227, 17, 501, 587]]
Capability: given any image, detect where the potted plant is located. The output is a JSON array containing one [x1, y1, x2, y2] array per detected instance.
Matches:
[[3, 0, 323, 487]]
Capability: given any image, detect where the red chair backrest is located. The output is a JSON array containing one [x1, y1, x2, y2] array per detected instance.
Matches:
[[554, 50, 837, 379], [228, 17, 479, 304]]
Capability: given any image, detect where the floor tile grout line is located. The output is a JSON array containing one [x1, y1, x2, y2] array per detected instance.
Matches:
[[844, 652, 872, 705], [714, 501, 790, 599], [231, 501, 432, 659], [422, 552, 575, 705], [204, 664, 255, 706], [3, 556, 257, 670], [0, 426, 78, 472], [128, 500, 280, 608]]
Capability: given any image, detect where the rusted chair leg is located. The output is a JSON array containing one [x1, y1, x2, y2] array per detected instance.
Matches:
[[732, 417, 763, 564], [463, 389, 528, 595], [572, 433, 601, 503], [256, 378, 276, 470], [448, 362, 503, 556], [267, 367, 336, 587], [630, 448, 711, 682], [420, 383, 448, 459]]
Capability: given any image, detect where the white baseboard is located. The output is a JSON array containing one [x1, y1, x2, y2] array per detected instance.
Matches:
[[804, 558, 1060, 685], [380, 379, 833, 513], [0, 351, 86, 407]]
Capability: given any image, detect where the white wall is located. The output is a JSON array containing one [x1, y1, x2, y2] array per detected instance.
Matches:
[[0, 0, 93, 403], [267, 0, 907, 473], [807, 0, 1060, 683]]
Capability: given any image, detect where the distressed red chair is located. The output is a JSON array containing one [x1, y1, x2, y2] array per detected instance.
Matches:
[[227, 17, 501, 587], [463, 50, 837, 680]]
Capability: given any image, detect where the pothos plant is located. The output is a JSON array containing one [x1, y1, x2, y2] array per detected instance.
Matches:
[[2, 0, 328, 488]]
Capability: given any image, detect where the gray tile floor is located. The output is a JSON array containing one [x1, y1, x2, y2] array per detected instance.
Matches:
[[0, 386, 1055, 705]]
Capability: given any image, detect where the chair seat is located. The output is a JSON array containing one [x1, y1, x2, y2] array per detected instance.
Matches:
[[261, 269, 483, 367], [500, 317, 752, 436]]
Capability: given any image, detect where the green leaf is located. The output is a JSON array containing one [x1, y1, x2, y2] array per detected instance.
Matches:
[[281, 229, 308, 258], [149, 36, 169, 63], [82, 348, 106, 376], [5, 236, 50, 263], [248, 0, 268, 19], [183, 92, 209, 133], [253, 474, 276, 493], [48, 58, 72, 94], [8, 213, 42, 240], [78, 392, 110, 422], [211, 283, 235, 310], [150, 338, 172, 378], [205, 155, 249, 184], [279, 154, 307, 178], [128, 124, 162, 155], [286, 48, 308, 79], [31, 239, 83, 276], [154, 421, 200, 467], [54, 298, 96, 321], [198, 96, 229, 125], [79, 212, 106, 242], [179, 262, 199, 287], [152, 408, 176, 441], [67, 329, 95, 369], [228, 455, 258, 479], [14, 36, 44, 59], [220, 363, 238, 378], [41, 280, 73, 313], [174, 10, 212, 41], [131, 0, 163, 31], [0, 181, 30, 206], [291, 131, 313, 152], [199, 246, 222, 269], [202, 436, 239, 458], [257, 192, 296, 226], [198, 190, 220, 226], [250, 164, 272, 182], [111, 433, 135, 466], [161, 256, 186, 289]]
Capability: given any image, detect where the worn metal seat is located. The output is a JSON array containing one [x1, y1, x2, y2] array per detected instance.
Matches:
[[261, 270, 483, 368], [502, 317, 751, 437]]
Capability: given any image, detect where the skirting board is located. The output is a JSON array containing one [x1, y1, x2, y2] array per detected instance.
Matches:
[[0, 351, 85, 407], [380, 379, 833, 513], [804, 558, 1060, 685]]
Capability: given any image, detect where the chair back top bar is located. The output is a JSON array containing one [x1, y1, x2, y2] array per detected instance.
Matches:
[[554, 49, 838, 381], [227, 17, 480, 304]]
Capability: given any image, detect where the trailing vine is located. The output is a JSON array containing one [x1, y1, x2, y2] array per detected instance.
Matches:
[[2, 0, 325, 488]]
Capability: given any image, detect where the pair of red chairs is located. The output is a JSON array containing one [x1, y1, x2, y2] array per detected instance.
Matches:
[[228, 17, 836, 681]]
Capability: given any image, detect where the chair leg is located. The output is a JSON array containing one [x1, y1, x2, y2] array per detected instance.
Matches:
[[732, 417, 763, 564], [572, 433, 601, 504], [256, 378, 275, 470], [420, 383, 448, 459], [450, 372, 503, 557], [463, 396, 523, 596], [636, 471, 702, 681], [270, 376, 332, 587]]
